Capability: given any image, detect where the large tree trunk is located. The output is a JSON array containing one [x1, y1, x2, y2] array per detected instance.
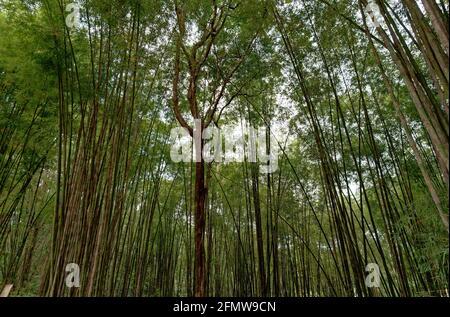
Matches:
[[194, 155, 207, 296]]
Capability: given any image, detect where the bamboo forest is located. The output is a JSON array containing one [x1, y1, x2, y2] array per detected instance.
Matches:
[[0, 0, 448, 298]]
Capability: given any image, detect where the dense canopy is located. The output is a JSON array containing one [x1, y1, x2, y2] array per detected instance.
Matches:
[[0, 0, 448, 297]]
